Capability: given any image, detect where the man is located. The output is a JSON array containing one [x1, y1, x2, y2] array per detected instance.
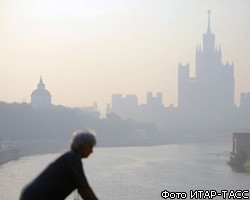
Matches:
[[20, 130, 99, 200]]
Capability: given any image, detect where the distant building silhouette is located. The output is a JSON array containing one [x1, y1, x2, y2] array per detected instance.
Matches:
[[240, 92, 250, 110], [228, 132, 250, 172], [146, 92, 163, 108], [232, 132, 250, 156], [178, 10, 235, 121], [107, 94, 139, 120], [107, 92, 165, 124], [80, 102, 100, 118], [107, 11, 249, 130], [31, 77, 52, 107]]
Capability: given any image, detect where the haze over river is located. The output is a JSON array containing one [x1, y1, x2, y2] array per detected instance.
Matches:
[[0, 143, 249, 200]]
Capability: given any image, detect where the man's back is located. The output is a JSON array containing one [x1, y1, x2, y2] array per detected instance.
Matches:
[[20, 151, 89, 200]]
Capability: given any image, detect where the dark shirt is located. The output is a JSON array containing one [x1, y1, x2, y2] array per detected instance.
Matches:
[[20, 151, 89, 200]]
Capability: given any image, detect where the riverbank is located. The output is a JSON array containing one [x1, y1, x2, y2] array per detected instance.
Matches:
[[0, 130, 234, 165]]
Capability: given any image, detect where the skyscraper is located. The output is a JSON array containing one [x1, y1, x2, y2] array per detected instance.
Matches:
[[178, 10, 235, 121]]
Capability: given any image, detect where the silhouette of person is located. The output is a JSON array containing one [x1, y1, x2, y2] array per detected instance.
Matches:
[[20, 130, 99, 200]]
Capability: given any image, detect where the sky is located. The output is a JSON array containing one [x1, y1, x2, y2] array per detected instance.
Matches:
[[0, 0, 249, 116]]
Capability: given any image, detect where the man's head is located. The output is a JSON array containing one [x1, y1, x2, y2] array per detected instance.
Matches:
[[70, 129, 96, 158]]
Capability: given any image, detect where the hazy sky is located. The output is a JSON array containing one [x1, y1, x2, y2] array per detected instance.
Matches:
[[0, 0, 249, 115]]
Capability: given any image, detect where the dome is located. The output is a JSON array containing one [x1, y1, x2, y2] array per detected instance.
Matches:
[[31, 88, 51, 97], [31, 77, 52, 107]]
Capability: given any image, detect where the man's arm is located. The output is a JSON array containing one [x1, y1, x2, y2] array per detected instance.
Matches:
[[78, 186, 98, 200]]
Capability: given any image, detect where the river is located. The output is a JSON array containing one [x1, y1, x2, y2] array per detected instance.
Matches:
[[0, 143, 249, 200]]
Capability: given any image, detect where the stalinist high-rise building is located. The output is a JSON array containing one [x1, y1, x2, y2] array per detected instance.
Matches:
[[178, 10, 235, 121]]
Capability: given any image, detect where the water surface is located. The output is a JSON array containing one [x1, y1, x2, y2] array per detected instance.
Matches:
[[0, 143, 249, 200]]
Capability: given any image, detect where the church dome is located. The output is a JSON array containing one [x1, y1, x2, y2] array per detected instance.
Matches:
[[31, 77, 52, 107], [31, 88, 51, 97]]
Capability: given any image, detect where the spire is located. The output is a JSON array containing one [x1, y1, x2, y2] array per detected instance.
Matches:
[[38, 76, 45, 90], [39, 75, 43, 84], [207, 10, 211, 33], [203, 10, 215, 53]]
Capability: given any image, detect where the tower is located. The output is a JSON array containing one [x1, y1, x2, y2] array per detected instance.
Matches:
[[178, 10, 235, 121], [195, 10, 234, 115]]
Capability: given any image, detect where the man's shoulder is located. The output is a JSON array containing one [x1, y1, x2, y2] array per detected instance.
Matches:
[[60, 150, 81, 161]]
